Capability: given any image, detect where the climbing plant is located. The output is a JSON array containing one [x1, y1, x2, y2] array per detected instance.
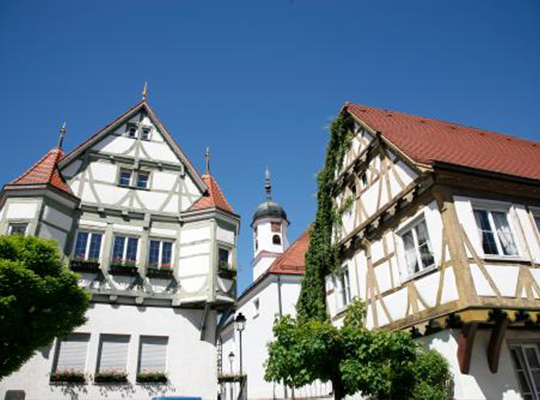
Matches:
[[297, 114, 354, 321]]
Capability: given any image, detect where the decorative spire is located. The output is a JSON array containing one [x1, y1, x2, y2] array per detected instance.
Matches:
[[142, 81, 148, 101], [205, 147, 211, 175], [57, 122, 66, 150], [265, 166, 272, 201]]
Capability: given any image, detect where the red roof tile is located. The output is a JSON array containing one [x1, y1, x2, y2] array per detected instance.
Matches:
[[9, 148, 75, 197], [346, 103, 540, 182], [268, 230, 310, 275], [190, 174, 235, 214]]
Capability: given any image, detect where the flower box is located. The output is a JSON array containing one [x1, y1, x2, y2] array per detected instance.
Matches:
[[218, 263, 236, 279], [218, 373, 246, 383], [136, 371, 168, 383], [50, 370, 86, 384], [146, 267, 173, 279], [109, 259, 139, 276], [70, 259, 100, 273], [94, 370, 128, 383]]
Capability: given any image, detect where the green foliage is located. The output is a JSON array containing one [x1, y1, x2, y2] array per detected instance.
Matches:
[[297, 115, 354, 322], [136, 370, 168, 383], [0, 235, 89, 379], [265, 300, 451, 400]]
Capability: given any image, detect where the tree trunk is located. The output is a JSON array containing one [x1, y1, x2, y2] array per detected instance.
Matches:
[[332, 380, 345, 400]]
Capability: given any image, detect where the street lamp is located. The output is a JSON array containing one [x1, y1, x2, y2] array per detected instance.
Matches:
[[234, 313, 246, 376]]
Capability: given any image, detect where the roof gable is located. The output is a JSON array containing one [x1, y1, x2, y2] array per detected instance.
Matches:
[[8, 148, 75, 197], [58, 100, 206, 192], [346, 103, 540, 182]]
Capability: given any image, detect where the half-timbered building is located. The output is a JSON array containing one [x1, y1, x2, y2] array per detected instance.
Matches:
[[327, 102, 540, 400], [0, 95, 239, 400]]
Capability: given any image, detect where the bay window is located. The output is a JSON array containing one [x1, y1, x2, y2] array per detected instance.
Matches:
[[400, 218, 435, 277], [473, 208, 518, 256]]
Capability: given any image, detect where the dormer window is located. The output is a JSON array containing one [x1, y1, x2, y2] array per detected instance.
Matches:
[[141, 127, 151, 140], [272, 235, 281, 245], [126, 123, 138, 138]]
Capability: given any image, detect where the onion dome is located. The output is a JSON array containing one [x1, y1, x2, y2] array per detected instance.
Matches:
[[252, 168, 288, 225]]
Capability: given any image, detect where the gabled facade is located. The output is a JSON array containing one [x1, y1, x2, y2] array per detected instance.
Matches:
[[0, 98, 239, 400], [327, 102, 540, 400]]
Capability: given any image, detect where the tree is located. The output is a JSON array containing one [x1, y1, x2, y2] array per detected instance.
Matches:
[[0, 234, 89, 379], [265, 300, 451, 400]]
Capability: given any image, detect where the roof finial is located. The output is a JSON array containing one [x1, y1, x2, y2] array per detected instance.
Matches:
[[265, 166, 272, 201], [142, 81, 148, 101], [205, 147, 210, 175], [57, 122, 66, 150]]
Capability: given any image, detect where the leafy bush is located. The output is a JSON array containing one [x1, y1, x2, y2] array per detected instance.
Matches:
[[50, 369, 86, 383]]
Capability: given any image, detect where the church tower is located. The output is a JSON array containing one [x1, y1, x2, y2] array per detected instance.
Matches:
[[251, 168, 289, 280]]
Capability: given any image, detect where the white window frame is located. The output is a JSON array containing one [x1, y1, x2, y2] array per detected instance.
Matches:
[[8, 223, 28, 235], [472, 201, 521, 259], [397, 214, 436, 281], [140, 126, 152, 141], [126, 122, 138, 138], [147, 238, 174, 269], [136, 171, 150, 189], [73, 230, 104, 261], [333, 266, 351, 312], [509, 342, 540, 400], [53, 333, 90, 373], [112, 235, 140, 263], [119, 169, 133, 187]]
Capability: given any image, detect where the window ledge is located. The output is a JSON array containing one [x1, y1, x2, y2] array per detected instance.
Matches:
[[402, 264, 438, 283], [481, 255, 528, 263]]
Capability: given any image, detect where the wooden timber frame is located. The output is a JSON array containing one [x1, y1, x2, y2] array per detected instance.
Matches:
[[331, 108, 540, 376]]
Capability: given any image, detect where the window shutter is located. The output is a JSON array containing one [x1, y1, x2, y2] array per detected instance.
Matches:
[[56, 334, 89, 371], [99, 335, 130, 371], [139, 337, 167, 372]]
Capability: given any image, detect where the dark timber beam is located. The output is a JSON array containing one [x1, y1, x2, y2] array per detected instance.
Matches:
[[457, 322, 479, 374], [487, 314, 509, 373]]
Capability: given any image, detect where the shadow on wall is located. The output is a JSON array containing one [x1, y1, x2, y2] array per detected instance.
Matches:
[[423, 329, 522, 400]]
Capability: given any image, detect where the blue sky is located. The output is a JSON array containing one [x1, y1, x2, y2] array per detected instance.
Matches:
[[1, 0, 539, 292]]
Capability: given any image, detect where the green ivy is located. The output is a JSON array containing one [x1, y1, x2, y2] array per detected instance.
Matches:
[[297, 115, 354, 321]]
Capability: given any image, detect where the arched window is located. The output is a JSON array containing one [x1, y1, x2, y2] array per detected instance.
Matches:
[[272, 235, 281, 245]]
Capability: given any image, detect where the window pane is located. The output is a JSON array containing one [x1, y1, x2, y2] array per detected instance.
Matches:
[[120, 171, 131, 186], [492, 211, 518, 256], [56, 334, 89, 372], [403, 231, 418, 275], [474, 210, 498, 255], [139, 337, 167, 373], [9, 224, 27, 235], [126, 238, 138, 262], [137, 173, 149, 189], [88, 234, 102, 261], [141, 128, 150, 140], [511, 346, 536, 399], [149, 240, 160, 267], [98, 335, 129, 372], [113, 236, 125, 262], [74, 232, 89, 259], [219, 248, 229, 265], [534, 216, 540, 233], [161, 242, 173, 267], [416, 222, 435, 269], [525, 347, 540, 369]]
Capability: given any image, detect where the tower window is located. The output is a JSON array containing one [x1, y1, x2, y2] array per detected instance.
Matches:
[[271, 222, 281, 232], [272, 235, 281, 245]]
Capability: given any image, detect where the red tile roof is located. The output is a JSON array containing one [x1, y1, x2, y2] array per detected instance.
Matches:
[[268, 230, 310, 275], [190, 174, 235, 214], [346, 103, 540, 182], [9, 148, 75, 197]]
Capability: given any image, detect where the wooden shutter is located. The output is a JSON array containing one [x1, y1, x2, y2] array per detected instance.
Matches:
[[56, 334, 89, 371], [139, 336, 167, 372], [98, 335, 129, 371]]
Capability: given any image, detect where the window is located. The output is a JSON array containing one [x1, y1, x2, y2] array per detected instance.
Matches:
[[334, 269, 351, 310], [138, 336, 167, 373], [74, 231, 103, 261], [8, 223, 28, 235], [54, 334, 90, 373], [400, 218, 435, 277], [136, 172, 149, 189], [97, 335, 130, 373], [473, 208, 518, 256], [272, 234, 282, 245], [253, 298, 260, 318], [112, 235, 139, 264], [119, 169, 132, 186], [509, 343, 540, 399], [148, 240, 173, 269], [271, 222, 281, 233], [533, 214, 540, 234], [141, 127, 151, 141], [219, 248, 230, 267], [360, 173, 368, 188], [126, 123, 138, 138]]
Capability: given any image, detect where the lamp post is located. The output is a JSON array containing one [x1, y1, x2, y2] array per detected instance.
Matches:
[[228, 351, 235, 400], [234, 313, 246, 376]]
